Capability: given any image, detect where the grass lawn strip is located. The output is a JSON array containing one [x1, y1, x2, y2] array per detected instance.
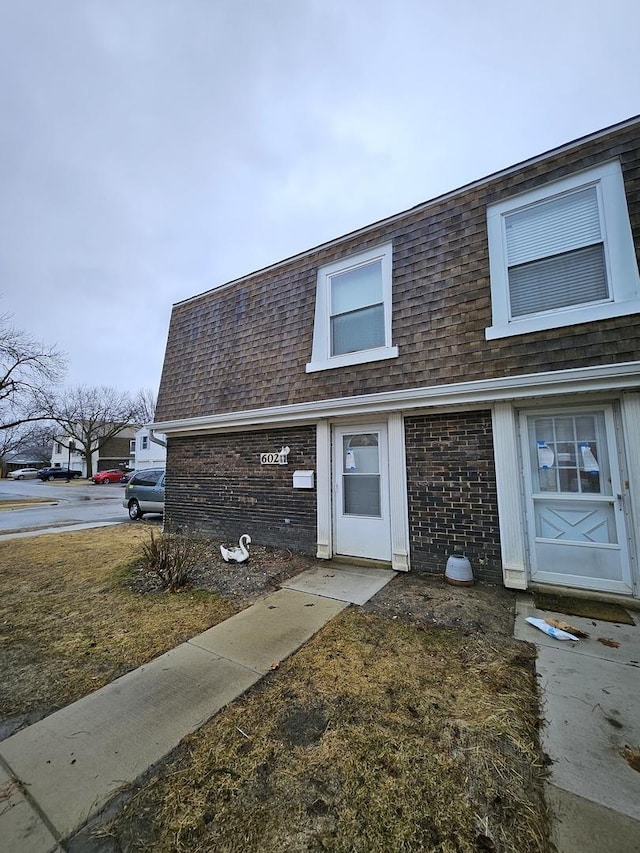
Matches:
[[106, 613, 548, 853], [0, 498, 57, 510], [0, 526, 237, 725]]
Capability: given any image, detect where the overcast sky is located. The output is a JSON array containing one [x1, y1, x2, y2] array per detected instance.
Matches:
[[1, 1, 638, 399]]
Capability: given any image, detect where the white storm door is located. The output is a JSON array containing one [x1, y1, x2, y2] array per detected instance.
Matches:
[[523, 408, 632, 594], [333, 425, 391, 562]]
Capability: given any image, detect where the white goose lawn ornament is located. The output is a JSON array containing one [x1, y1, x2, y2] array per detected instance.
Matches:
[[220, 534, 251, 563]]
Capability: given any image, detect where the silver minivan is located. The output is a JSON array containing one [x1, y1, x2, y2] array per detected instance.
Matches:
[[123, 468, 165, 519]]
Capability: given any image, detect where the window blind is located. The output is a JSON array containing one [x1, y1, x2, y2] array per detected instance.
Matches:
[[505, 186, 602, 265], [331, 303, 384, 355], [330, 260, 382, 315], [505, 184, 609, 317], [509, 244, 608, 317]]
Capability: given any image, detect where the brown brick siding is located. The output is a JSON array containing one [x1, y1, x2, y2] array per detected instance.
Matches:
[[166, 426, 317, 554], [97, 435, 134, 471], [405, 411, 502, 583], [157, 122, 640, 423]]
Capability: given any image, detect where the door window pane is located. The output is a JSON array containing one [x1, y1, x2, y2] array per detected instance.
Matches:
[[343, 475, 381, 516], [529, 413, 610, 495], [342, 433, 381, 516], [343, 434, 379, 473]]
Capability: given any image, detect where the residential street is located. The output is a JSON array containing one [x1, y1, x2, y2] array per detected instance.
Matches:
[[0, 480, 126, 533]]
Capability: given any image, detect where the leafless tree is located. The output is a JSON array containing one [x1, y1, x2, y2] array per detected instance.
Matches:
[[49, 385, 145, 478], [0, 312, 66, 434], [0, 423, 54, 474], [135, 387, 157, 423]]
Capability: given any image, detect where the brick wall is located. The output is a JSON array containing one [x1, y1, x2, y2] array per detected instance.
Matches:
[[405, 411, 502, 583], [98, 435, 134, 470], [166, 426, 317, 554]]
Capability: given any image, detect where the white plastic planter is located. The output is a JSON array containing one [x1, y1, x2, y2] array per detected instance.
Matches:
[[445, 553, 474, 587]]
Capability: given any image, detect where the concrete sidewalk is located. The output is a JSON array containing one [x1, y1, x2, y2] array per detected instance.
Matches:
[[515, 595, 640, 853], [0, 521, 123, 541], [0, 565, 395, 852]]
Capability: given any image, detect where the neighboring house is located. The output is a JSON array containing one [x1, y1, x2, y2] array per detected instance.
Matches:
[[153, 116, 640, 602], [3, 451, 51, 477], [51, 427, 138, 476], [132, 426, 167, 470], [50, 439, 84, 473]]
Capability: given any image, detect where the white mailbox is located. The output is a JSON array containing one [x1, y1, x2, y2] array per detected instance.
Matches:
[[293, 470, 315, 489]]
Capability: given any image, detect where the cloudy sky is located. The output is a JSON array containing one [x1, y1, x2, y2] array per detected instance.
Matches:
[[1, 0, 638, 399]]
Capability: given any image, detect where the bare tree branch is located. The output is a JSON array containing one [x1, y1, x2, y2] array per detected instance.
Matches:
[[49, 385, 145, 478], [134, 387, 157, 424], [0, 311, 67, 439]]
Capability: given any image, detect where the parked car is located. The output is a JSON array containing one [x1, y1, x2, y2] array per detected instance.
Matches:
[[121, 470, 136, 484], [92, 469, 126, 485], [37, 467, 82, 481], [122, 468, 165, 519], [7, 468, 39, 480]]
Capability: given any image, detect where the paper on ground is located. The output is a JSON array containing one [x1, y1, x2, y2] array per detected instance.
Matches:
[[526, 616, 580, 641]]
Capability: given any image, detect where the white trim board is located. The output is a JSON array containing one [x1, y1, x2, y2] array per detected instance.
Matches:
[[153, 361, 640, 437]]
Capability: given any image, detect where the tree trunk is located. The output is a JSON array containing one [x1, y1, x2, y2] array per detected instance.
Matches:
[[83, 431, 94, 479]]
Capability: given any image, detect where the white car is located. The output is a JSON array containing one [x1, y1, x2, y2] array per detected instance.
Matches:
[[8, 468, 39, 480]]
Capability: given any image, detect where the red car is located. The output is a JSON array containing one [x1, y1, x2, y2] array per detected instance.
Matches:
[[92, 469, 125, 485]]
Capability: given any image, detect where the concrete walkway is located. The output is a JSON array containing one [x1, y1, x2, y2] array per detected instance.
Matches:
[[0, 565, 395, 852], [0, 521, 122, 541], [515, 596, 640, 853]]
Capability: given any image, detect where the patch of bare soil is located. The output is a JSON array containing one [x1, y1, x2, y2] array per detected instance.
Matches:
[[125, 542, 321, 607], [361, 570, 518, 637], [126, 536, 517, 638]]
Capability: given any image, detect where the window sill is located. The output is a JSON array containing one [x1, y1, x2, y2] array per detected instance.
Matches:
[[306, 345, 399, 373], [485, 298, 640, 340]]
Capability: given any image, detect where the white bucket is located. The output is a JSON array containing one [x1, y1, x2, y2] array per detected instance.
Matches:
[[445, 553, 474, 587]]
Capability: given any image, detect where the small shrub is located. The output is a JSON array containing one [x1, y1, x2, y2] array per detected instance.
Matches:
[[140, 526, 209, 591]]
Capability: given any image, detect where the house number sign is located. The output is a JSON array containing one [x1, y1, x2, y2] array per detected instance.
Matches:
[[260, 446, 290, 465]]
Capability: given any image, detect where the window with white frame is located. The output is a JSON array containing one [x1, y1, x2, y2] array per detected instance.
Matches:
[[130, 439, 136, 453], [140, 435, 149, 450], [306, 242, 398, 372], [485, 160, 640, 339]]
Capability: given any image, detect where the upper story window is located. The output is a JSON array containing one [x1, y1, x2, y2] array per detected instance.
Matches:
[[485, 160, 640, 339], [129, 439, 136, 453], [140, 435, 149, 450], [306, 242, 398, 373]]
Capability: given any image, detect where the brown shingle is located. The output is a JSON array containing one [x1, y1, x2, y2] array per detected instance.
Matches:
[[157, 122, 640, 422]]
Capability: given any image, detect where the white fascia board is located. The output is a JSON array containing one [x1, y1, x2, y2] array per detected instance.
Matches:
[[152, 361, 640, 436]]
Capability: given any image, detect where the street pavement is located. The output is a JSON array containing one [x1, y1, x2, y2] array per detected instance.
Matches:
[[0, 480, 131, 535]]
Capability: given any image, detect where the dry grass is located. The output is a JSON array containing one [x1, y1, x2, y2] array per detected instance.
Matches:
[[0, 498, 54, 510], [1, 527, 550, 850], [0, 525, 237, 724], [106, 612, 549, 853]]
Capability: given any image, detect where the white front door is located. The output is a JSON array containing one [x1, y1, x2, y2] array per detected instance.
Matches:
[[333, 424, 391, 562], [522, 407, 633, 594]]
